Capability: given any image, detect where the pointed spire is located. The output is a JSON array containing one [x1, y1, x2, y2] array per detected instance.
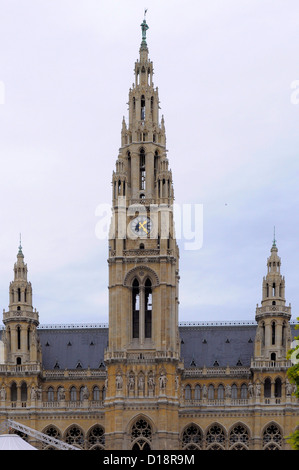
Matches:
[[272, 226, 276, 247], [271, 226, 278, 254], [18, 233, 23, 257]]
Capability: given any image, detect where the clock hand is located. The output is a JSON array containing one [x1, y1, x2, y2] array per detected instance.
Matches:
[[139, 220, 148, 234]]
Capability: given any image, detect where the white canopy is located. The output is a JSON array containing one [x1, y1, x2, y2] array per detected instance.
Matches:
[[0, 434, 37, 450]]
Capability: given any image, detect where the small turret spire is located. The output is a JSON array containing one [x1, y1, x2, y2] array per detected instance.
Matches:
[[18, 233, 23, 256]]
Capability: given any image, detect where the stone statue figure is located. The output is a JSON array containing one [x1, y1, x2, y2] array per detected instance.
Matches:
[[0, 386, 6, 400], [148, 374, 155, 391], [128, 374, 135, 391], [138, 374, 145, 391], [255, 383, 261, 397], [140, 10, 149, 44], [116, 373, 123, 390], [286, 379, 293, 396], [57, 387, 65, 401], [159, 372, 167, 390]]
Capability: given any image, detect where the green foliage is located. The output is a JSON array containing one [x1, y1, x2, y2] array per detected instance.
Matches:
[[286, 318, 299, 449]]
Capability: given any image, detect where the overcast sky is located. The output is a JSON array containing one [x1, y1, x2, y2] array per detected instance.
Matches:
[[0, 0, 298, 326]]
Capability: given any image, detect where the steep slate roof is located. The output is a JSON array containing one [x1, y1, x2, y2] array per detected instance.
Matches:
[[1, 321, 297, 370], [179, 323, 256, 368], [38, 325, 108, 370]]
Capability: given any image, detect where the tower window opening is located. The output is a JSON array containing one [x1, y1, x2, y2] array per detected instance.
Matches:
[[118, 180, 121, 195], [272, 282, 276, 297], [266, 283, 269, 297], [18, 288, 21, 302], [132, 279, 140, 338], [154, 151, 159, 182], [141, 95, 145, 120], [145, 278, 152, 339], [24, 288, 27, 303], [151, 96, 154, 113], [271, 352, 276, 362], [16, 357, 21, 365], [264, 378, 271, 398], [272, 322, 276, 345], [282, 322, 285, 346], [21, 382, 27, 402], [133, 97, 136, 111], [275, 378, 282, 398], [262, 322, 265, 346], [27, 327, 30, 351], [17, 325, 21, 349], [11, 382, 17, 402], [140, 148, 146, 190]]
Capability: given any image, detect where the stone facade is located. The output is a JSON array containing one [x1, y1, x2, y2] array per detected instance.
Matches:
[[0, 19, 298, 450]]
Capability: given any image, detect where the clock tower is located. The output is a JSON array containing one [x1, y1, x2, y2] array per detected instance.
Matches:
[[104, 16, 181, 450]]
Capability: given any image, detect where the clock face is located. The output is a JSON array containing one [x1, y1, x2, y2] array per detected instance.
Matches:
[[130, 216, 152, 238]]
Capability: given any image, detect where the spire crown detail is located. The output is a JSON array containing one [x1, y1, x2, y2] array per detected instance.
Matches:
[[140, 10, 149, 50]]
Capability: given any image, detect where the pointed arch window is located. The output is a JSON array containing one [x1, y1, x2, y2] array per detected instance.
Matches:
[[131, 418, 152, 451], [282, 322, 286, 346], [217, 384, 224, 399], [20, 383, 27, 402], [141, 95, 145, 120], [272, 321, 276, 345], [132, 279, 140, 339], [140, 148, 146, 190], [93, 386, 100, 401], [47, 387, 54, 402], [70, 386, 77, 402], [264, 378, 271, 398], [208, 385, 215, 400], [275, 378, 282, 398], [241, 383, 248, 399], [145, 278, 152, 338], [231, 384, 238, 399], [184, 385, 191, 400], [194, 385, 201, 400], [17, 325, 21, 349], [11, 382, 17, 402]]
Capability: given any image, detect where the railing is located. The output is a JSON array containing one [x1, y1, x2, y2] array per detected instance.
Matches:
[[43, 369, 107, 379], [183, 366, 251, 377], [256, 305, 291, 316], [250, 360, 292, 369], [104, 350, 180, 363], [0, 364, 42, 374], [123, 249, 160, 257]]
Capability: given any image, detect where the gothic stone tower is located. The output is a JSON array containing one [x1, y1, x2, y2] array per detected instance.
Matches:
[[2, 242, 41, 368], [254, 238, 292, 365], [104, 17, 181, 450]]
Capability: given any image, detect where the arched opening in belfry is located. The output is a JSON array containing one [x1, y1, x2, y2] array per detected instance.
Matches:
[[144, 278, 152, 339], [141, 95, 145, 120], [139, 148, 146, 190], [132, 279, 140, 339]]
